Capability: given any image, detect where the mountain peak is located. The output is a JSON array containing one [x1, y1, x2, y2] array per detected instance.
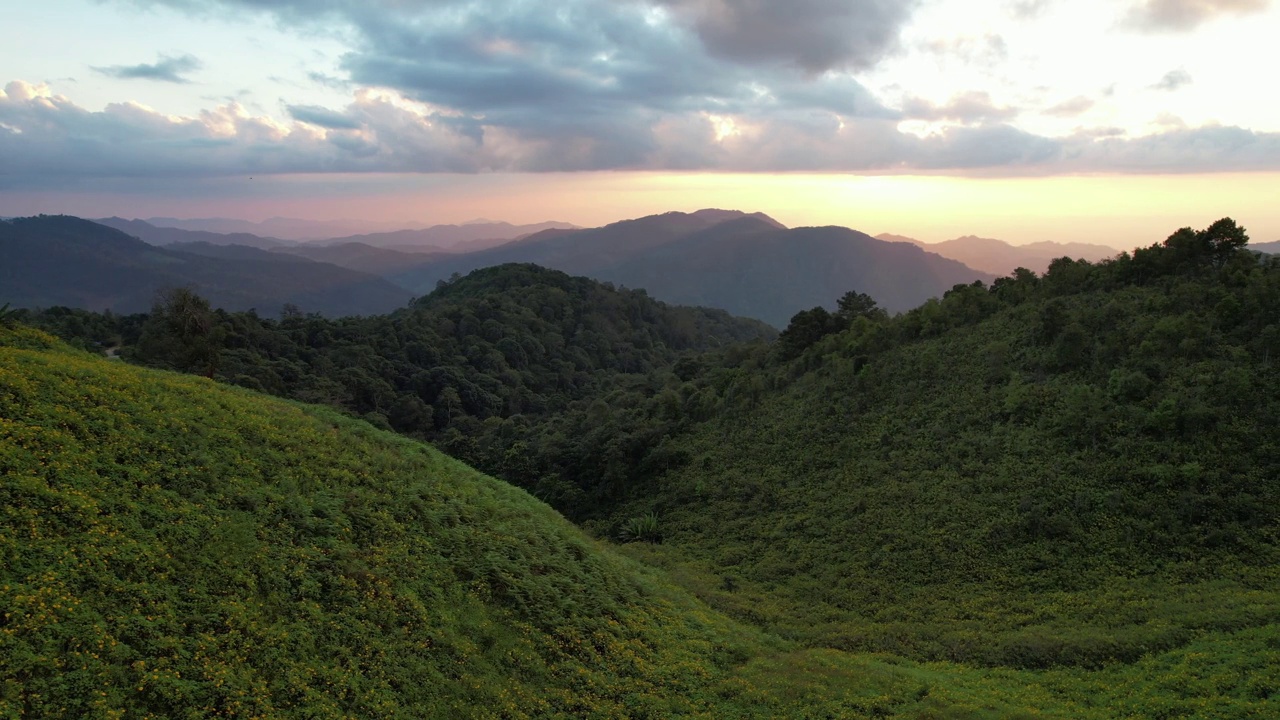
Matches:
[[688, 208, 787, 229]]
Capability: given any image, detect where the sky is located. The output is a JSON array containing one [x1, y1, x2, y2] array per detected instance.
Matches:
[[2, 0, 1278, 247]]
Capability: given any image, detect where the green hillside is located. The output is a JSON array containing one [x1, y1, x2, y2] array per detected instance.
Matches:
[[20, 263, 776, 517], [598, 221, 1280, 703], [5, 324, 1057, 719], [7, 219, 1280, 717]]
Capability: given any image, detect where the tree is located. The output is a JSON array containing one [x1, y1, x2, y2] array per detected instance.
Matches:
[[1202, 217, 1249, 267], [836, 291, 886, 323], [777, 307, 840, 360], [137, 287, 222, 377]]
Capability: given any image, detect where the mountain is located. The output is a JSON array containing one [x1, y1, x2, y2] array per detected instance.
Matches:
[[1251, 240, 1280, 254], [14, 220, 1278, 717], [396, 210, 784, 286], [166, 241, 314, 264], [394, 210, 986, 327], [144, 216, 421, 240], [96, 217, 293, 249], [315, 220, 581, 251], [1, 323, 1078, 718], [271, 242, 448, 276], [601, 220, 991, 327], [0, 216, 412, 316], [880, 232, 1121, 275]]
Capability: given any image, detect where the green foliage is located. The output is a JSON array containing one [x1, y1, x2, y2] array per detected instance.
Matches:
[[619, 512, 662, 544], [2, 329, 770, 717], [24, 264, 773, 519], [12, 219, 1280, 717], [135, 287, 222, 377], [601, 220, 1280, 688], [3, 326, 1176, 719]]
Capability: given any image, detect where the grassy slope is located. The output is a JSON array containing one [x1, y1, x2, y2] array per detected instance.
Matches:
[[609, 279, 1280, 716], [0, 325, 1095, 719]]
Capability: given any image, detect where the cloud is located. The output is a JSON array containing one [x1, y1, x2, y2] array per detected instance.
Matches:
[[9, 77, 1280, 181], [288, 104, 362, 130], [654, 0, 921, 72], [902, 91, 1018, 123], [91, 53, 203, 84], [1062, 124, 1280, 171], [9, 1, 1280, 182], [1125, 0, 1270, 31], [1044, 96, 1095, 117], [921, 33, 1008, 67], [0, 81, 493, 184], [1008, 0, 1054, 19], [1152, 68, 1193, 91]]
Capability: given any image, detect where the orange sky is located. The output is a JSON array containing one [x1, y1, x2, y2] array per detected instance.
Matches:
[[267, 171, 1280, 249], [5, 171, 1276, 249]]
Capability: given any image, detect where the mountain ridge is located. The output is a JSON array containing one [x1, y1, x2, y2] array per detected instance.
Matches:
[[394, 210, 990, 326], [0, 216, 412, 316], [878, 232, 1122, 275]]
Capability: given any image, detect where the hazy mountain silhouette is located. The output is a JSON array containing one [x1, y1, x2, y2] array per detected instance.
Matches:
[[879, 232, 1121, 275], [95, 217, 294, 249], [0, 216, 411, 316], [395, 209, 988, 327], [392, 209, 777, 291], [315, 220, 581, 251], [1252, 240, 1280, 254], [144, 216, 420, 241], [165, 241, 314, 264], [273, 242, 449, 276], [604, 219, 991, 326]]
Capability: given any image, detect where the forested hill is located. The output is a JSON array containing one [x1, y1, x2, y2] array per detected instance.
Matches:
[[391, 210, 991, 327], [20, 263, 774, 515], [596, 218, 1280, 687], [0, 324, 917, 717], [10, 220, 1280, 715]]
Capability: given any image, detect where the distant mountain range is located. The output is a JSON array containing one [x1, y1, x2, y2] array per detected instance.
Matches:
[[1252, 240, 1280, 254], [95, 217, 296, 249], [144, 216, 578, 245], [395, 209, 991, 327], [9, 211, 1004, 327], [271, 242, 449, 276], [878, 233, 1122, 276], [1, 216, 412, 316], [314, 221, 580, 251]]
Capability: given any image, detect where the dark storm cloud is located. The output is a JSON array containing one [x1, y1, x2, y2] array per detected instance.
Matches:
[[1152, 68, 1193, 91], [1126, 0, 1270, 31], [92, 53, 203, 83]]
